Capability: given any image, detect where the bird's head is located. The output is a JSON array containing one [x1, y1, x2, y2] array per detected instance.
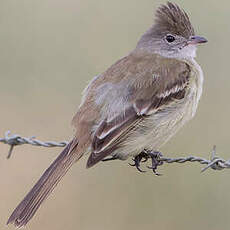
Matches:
[[136, 2, 207, 59]]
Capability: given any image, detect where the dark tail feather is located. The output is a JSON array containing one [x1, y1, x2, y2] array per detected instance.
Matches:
[[7, 139, 82, 228]]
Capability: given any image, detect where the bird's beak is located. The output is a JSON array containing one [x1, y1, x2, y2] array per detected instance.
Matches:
[[187, 36, 208, 45]]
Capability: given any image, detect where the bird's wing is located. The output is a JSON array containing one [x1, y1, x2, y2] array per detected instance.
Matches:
[[86, 56, 191, 168]]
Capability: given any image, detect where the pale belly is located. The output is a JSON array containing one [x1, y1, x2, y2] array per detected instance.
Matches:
[[119, 97, 195, 159], [111, 98, 194, 159]]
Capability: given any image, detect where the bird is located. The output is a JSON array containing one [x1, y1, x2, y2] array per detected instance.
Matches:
[[7, 2, 207, 227]]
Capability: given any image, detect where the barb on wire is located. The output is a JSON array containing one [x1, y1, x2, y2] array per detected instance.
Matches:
[[159, 145, 230, 172], [1, 131, 230, 173]]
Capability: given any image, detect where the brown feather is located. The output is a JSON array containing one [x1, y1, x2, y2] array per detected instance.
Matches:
[[87, 106, 139, 168], [154, 2, 195, 38]]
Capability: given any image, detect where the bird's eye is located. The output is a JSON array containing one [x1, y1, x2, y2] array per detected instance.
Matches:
[[166, 35, 175, 43]]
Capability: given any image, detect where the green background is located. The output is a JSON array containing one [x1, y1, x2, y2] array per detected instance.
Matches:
[[0, 0, 229, 229]]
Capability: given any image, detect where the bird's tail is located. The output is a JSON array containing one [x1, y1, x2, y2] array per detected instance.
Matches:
[[7, 139, 82, 228]]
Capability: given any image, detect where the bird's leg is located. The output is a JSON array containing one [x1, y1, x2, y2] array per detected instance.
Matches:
[[129, 150, 150, 173], [103, 150, 164, 175], [140, 149, 149, 162]]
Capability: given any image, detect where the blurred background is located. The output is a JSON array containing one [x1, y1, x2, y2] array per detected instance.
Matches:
[[0, 0, 229, 229]]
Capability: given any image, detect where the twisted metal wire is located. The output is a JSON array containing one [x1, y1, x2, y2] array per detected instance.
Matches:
[[1, 131, 230, 172], [160, 146, 230, 172], [0, 131, 68, 159]]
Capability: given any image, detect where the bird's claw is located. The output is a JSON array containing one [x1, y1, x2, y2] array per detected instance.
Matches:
[[129, 150, 164, 175], [129, 155, 146, 173]]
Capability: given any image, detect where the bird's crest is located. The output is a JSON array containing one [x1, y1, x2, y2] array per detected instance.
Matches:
[[154, 2, 195, 38]]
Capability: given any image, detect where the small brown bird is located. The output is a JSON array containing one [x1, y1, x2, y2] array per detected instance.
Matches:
[[7, 2, 207, 227]]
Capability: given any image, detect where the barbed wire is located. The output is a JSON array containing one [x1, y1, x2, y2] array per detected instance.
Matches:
[[0, 131, 68, 159], [1, 131, 230, 173]]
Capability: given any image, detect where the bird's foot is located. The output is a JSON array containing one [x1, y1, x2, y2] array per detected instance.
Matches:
[[129, 151, 149, 173], [146, 151, 164, 175], [130, 150, 163, 175]]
